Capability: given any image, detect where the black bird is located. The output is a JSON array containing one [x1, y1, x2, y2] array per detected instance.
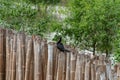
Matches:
[[57, 37, 70, 52]]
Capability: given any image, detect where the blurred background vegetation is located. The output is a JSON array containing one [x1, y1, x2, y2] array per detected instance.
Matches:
[[0, 0, 120, 63]]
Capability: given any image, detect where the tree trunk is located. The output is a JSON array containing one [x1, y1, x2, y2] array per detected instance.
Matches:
[[106, 49, 109, 57], [93, 42, 96, 55]]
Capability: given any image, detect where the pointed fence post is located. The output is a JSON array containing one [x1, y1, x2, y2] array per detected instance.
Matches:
[[10, 34, 17, 80], [16, 32, 25, 80], [0, 28, 5, 80], [33, 36, 43, 80], [24, 36, 33, 80], [40, 39, 48, 80], [70, 53, 77, 80], [65, 52, 70, 80], [53, 43, 59, 80], [46, 42, 54, 80], [84, 61, 91, 80], [91, 63, 96, 80], [9, 31, 14, 80], [75, 54, 81, 80], [6, 29, 13, 80], [56, 52, 66, 80], [117, 64, 120, 80]]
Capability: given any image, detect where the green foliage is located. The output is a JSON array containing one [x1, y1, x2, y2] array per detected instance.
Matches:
[[97, 0, 120, 54], [0, 0, 54, 37], [54, 0, 120, 55], [114, 30, 120, 62], [114, 49, 120, 62], [24, 0, 61, 5]]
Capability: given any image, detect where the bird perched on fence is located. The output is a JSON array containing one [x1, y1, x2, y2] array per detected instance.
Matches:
[[57, 37, 70, 52]]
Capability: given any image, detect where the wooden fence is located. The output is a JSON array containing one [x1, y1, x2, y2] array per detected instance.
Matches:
[[0, 28, 119, 80]]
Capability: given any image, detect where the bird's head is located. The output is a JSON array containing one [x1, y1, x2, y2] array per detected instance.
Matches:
[[57, 36, 62, 44], [59, 36, 62, 40]]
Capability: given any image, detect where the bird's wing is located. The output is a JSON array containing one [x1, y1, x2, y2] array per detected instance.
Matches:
[[57, 43, 65, 51]]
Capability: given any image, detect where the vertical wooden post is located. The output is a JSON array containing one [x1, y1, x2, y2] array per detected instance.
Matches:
[[10, 34, 17, 80], [29, 54, 34, 80], [70, 53, 76, 80], [33, 36, 42, 80], [24, 36, 33, 80], [46, 42, 54, 80], [84, 61, 91, 80], [9, 32, 14, 80], [106, 63, 112, 80], [21, 32, 26, 80], [96, 72, 100, 80], [40, 39, 48, 80], [56, 52, 66, 80], [96, 65, 107, 80], [117, 64, 120, 80], [65, 52, 70, 80], [75, 54, 80, 80], [81, 54, 85, 80], [0, 28, 5, 80], [91, 63, 96, 80], [16, 32, 25, 80], [53, 43, 58, 80], [6, 29, 12, 80], [3, 29, 6, 80], [43, 40, 48, 80], [100, 65, 107, 80], [62, 53, 66, 80]]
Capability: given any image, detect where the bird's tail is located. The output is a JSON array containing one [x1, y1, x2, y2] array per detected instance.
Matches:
[[64, 49, 70, 52]]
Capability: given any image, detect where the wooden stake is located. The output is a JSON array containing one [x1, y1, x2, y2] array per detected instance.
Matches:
[[16, 32, 25, 80], [65, 52, 70, 80], [46, 42, 54, 80], [6, 29, 12, 80], [0, 28, 5, 80], [24, 36, 32, 80], [70, 53, 76, 80], [10, 34, 17, 80], [33, 36, 42, 80]]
